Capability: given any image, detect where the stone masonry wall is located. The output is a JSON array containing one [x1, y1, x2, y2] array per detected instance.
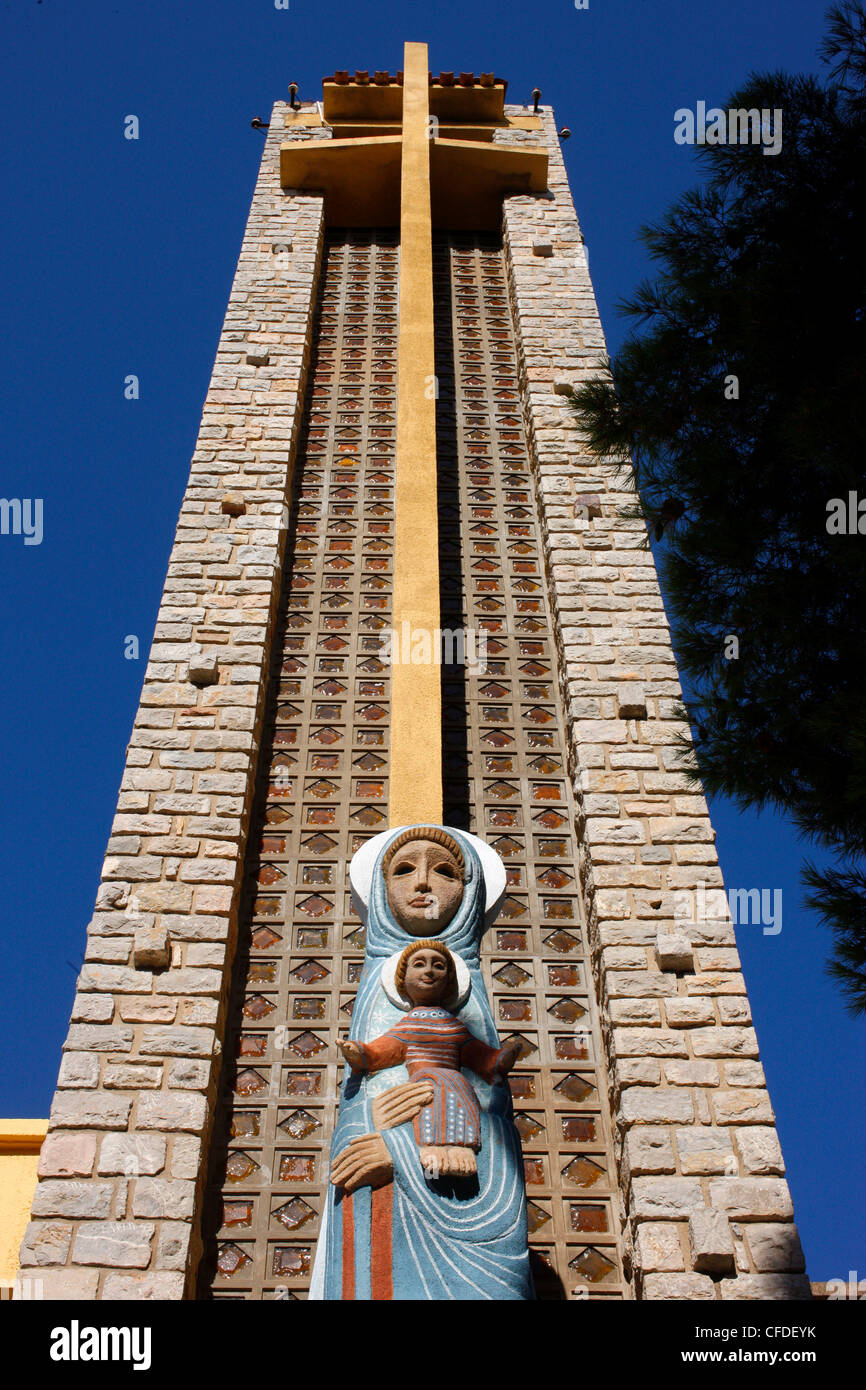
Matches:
[[19, 89, 810, 1304], [18, 104, 329, 1300], [498, 106, 810, 1299]]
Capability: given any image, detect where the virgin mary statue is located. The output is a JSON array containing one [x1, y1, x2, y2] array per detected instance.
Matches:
[[310, 824, 533, 1301]]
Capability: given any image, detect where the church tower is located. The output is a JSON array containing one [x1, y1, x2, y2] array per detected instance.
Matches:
[[19, 45, 808, 1301]]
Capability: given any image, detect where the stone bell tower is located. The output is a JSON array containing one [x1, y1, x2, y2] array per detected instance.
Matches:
[[19, 43, 808, 1301]]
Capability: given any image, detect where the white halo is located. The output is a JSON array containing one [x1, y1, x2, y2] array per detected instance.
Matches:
[[349, 825, 507, 929], [380, 947, 472, 1012]]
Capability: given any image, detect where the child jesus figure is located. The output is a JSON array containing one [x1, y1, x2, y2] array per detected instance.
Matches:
[[338, 939, 522, 1179]]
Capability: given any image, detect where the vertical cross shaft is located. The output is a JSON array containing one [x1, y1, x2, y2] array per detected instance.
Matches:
[[389, 41, 442, 827]]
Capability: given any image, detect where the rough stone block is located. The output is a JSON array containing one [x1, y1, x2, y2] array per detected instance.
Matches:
[[103, 1063, 163, 1089], [615, 1028, 687, 1057], [656, 933, 694, 973], [131, 1176, 196, 1220], [179, 997, 220, 1026], [137, 1092, 207, 1132], [631, 1177, 706, 1219], [169, 1134, 202, 1180], [718, 997, 752, 1025], [31, 1180, 114, 1220], [118, 996, 177, 1023], [621, 1088, 694, 1126], [617, 685, 647, 720], [98, 1133, 167, 1177], [17, 1269, 99, 1299], [712, 1089, 774, 1125], [575, 492, 602, 518], [745, 1223, 806, 1273], [134, 924, 172, 970], [695, 947, 742, 972], [600, 945, 645, 969], [70, 994, 115, 1023], [50, 1092, 132, 1130], [615, 1059, 662, 1088], [63, 1024, 134, 1053], [610, 998, 662, 1025], [57, 1052, 100, 1088], [18, 1220, 73, 1267], [168, 1059, 210, 1089], [186, 943, 225, 966], [623, 1126, 676, 1175], [676, 1127, 735, 1176], [139, 1025, 213, 1057], [642, 1272, 716, 1300], [720, 1273, 812, 1300], [72, 1221, 155, 1268], [152, 966, 222, 996], [684, 972, 746, 996], [724, 1061, 765, 1087], [221, 493, 247, 516], [187, 884, 232, 917], [188, 651, 219, 685], [38, 1131, 97, 1178], [101, 1271, 186, 1300], [532, 237, 553, 256], [607, 970, 676, 998], [156, 1221, 191, 1271], [707, 1178, 794, 1221], [688, 1210, 735, 1274], [635, 1222, 685, 1273], [692, 1026, 759, 1058], [663, 1060, 719, 1087], [664, 998, 714, 1027], [735, 1126, 784, 1176]]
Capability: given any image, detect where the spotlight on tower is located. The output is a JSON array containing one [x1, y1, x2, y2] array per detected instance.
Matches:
[[288, 81, 300, 110], [250, 117, 270, 130], [559, 127, 571, 139], [532, 88, 541, 113]]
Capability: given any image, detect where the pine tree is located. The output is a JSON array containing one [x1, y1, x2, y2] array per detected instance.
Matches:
[[570, 4, 866, 1011]]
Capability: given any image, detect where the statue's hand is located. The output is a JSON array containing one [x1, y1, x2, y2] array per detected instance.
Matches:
[[497, 1038, 523, 1076], [330, 1133, 393, 1193], [337, 1039, 365, 1070], [371, 1080, 434, 1132]]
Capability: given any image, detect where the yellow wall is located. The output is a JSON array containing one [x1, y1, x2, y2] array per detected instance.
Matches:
[[0, 1121, 47, 1287]]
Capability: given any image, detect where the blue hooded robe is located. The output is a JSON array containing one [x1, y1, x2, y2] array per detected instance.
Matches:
[[318, 826, 533, 1300]]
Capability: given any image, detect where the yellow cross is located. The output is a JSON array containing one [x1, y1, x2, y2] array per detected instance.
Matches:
[[282, 43, 548, 826], [280, 42, 548, 230]]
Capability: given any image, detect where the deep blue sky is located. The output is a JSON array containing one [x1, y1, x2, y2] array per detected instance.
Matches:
[[1, 0, 861, 1283]]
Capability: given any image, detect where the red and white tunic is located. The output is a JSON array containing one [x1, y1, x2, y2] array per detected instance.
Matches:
[[354, 1006, 509, 1150]]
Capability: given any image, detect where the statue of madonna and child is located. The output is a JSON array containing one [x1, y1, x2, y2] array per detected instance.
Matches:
[[310, 824, 534, 1301]]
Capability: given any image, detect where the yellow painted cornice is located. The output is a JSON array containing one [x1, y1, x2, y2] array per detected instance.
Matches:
[[0, 1120, 48, 1153]]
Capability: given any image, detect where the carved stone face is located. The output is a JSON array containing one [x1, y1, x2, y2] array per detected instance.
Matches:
[[401, 949, 451, 1006], [385, 839, 464, 935]]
